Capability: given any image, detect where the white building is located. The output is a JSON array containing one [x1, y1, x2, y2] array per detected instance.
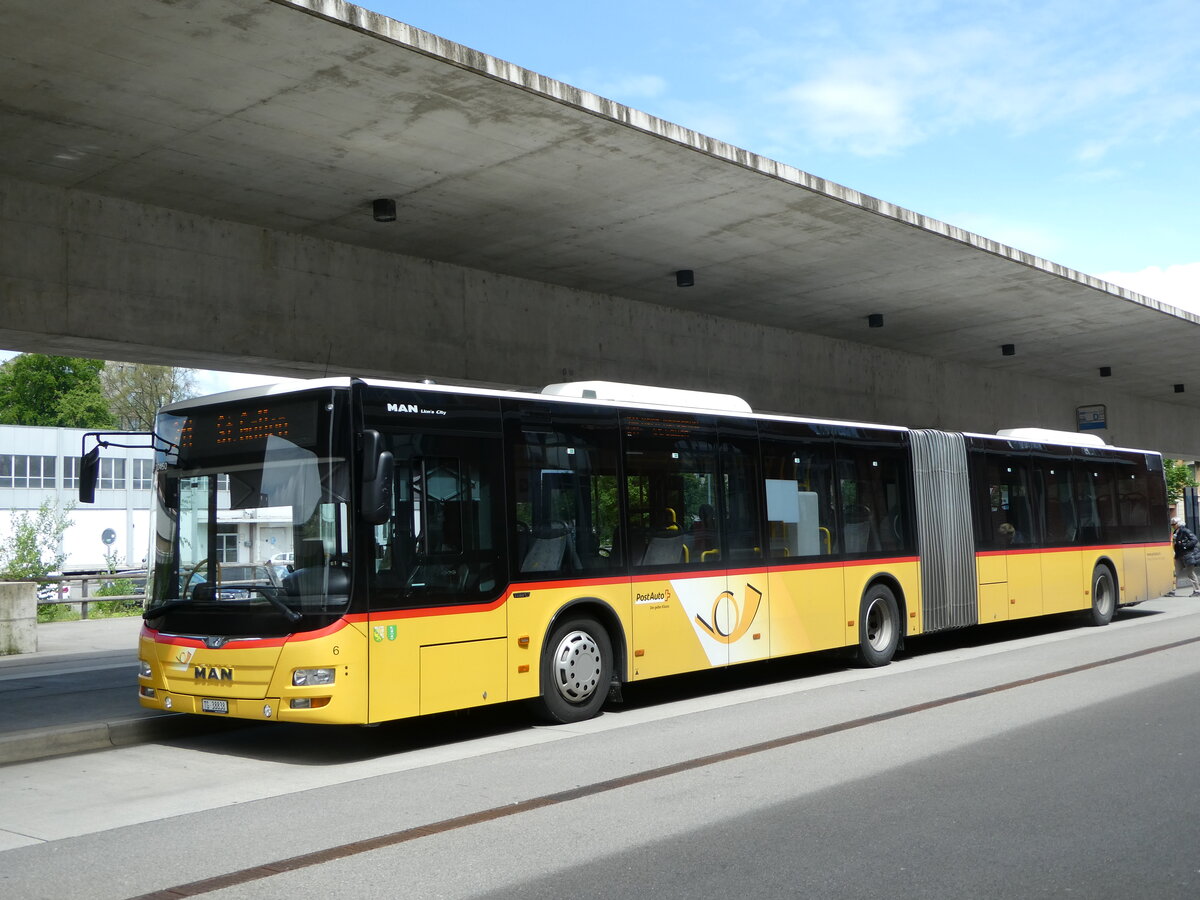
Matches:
[[0, 424, 153, 572], [1, 424, 294, 574]]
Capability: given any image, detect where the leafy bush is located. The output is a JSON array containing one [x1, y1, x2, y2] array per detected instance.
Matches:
[[0, 500, 72, 580], [36, 603, 77, 623], [95, 577, 137, 597]]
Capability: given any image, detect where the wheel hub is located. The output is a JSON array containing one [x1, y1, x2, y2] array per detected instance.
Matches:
[[865, 597, 895, 650], [552, 629, 603, 703]]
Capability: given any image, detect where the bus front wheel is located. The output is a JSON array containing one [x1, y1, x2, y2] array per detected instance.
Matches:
[[855, 585, 900, 667], [1088, 565, 1116, 626], [533, 617, 613, 724]]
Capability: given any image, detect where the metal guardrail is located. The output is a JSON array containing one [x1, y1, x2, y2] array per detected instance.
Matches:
[[32, 573, 146, 619]]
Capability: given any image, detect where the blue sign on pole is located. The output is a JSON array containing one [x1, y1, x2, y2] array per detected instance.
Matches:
[[1076, 404, 1107, 431]]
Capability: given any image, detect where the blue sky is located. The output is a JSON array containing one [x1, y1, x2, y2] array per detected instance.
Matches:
[[6, 0, 1198, 394], [373, 0, 1199, 307]]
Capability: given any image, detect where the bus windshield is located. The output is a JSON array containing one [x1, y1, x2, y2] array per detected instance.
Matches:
[[145, 390, 354, 636]]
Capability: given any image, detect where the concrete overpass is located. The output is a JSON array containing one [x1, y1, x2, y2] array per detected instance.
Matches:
[[2, 0, 1198, 455]]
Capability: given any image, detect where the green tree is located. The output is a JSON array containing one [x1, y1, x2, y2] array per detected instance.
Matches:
[[1166, 459, 1197, 505], [101, 362, 197, 430], [0, 499, 73, 580], [0, 354, 115, 428]]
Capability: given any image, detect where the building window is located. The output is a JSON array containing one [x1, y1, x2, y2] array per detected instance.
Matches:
[[216, 529, 239, 562], [0, 454, 56, 488], [99, 458, 126, 491], [133, 458, 153, 491], [63, 456, 79, 489]]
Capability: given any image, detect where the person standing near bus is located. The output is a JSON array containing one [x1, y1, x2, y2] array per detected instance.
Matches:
[[1170, 517, 1200, 596]]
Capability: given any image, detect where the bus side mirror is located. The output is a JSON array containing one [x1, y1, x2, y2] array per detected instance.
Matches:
[[360, 430, 393, 526], [79, 447, 100, 504]]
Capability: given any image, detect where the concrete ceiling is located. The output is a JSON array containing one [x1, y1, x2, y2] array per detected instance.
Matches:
[[2, 0, 1198, 406]]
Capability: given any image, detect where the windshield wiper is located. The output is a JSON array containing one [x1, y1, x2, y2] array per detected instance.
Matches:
[[254, 589, 303, 624], [144, 590, 302, 624]]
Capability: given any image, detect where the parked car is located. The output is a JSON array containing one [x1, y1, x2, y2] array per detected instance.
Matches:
[[181, 563, 282, 600], [36, 582, 69, 602]]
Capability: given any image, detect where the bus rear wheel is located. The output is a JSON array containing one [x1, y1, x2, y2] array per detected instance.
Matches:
[[533, 617, 613, 724], [1088, 565, 1116, 626], [855, 585, 900, 667]]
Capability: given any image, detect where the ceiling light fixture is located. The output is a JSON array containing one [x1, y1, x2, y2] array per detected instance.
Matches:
[[372, 198, 397, 222]]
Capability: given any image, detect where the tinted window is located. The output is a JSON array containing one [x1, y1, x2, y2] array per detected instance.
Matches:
[[761, 425, 839, 558], [506, 401, 621, 579], [1074, 459, 1119, 544], [367, 393, 506, 609], [835, 434, 913, 556], [718, 419, 764, 566], [621, 411, 721, 569], [975, 453, 1038, 549], [1031, 452, 1077, 545]]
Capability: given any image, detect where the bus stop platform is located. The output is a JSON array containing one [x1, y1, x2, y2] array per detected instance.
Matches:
[[0, 616, 234, 767]]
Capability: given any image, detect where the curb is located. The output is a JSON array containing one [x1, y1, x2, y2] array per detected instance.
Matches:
[[0, 714, 250, 767]]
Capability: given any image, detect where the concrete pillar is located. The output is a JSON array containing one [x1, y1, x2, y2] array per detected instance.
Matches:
[[0, 582, 38, 655]]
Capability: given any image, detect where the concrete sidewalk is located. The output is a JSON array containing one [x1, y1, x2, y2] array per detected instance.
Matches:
[[0, 616, 235, 766], [3, 614, 143, 661]]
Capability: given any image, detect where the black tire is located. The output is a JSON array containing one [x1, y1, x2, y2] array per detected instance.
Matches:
[[533, 617, 613, 724], [1088, 565, 1116, 626], [855, 584, 900, 667]]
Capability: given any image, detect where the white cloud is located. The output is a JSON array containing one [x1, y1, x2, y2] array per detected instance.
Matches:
[[781, 74, 916, 157], [753, 2, 1200, 162], [1099, 262, 1200, 314]]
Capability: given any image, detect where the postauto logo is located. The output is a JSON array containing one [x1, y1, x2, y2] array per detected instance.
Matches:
[[693, 583, 763, 644]]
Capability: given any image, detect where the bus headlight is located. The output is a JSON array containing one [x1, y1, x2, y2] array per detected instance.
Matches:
[[293, 667, 336, 686], [138, 659, 152, 679]]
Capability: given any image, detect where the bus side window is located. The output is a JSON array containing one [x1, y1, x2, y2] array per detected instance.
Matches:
[[978, 455, 1031, 547], [761, 442, 837, 558], [719, 424, 764, 563], [622, 412, 720, 568], [835, 438, 912, 555], [1077, 460, 1119, 543], [368, 430, 506, 608], [1034, 457, 1077, 545], [505, 402, 621, 577]]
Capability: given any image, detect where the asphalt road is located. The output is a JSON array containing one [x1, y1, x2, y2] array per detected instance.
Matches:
[[3, 600, 1200, 899]]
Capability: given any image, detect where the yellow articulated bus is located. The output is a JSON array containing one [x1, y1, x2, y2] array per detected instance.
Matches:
[[78, 378, 1172, 726]]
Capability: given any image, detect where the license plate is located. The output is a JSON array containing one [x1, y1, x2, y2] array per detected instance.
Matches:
[[201, 698, 228, 714]]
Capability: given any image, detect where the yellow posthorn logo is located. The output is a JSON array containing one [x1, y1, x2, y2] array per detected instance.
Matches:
[[695, 583, 763, 644]]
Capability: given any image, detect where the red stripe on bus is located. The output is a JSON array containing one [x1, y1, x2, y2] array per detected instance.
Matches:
[[976, 542, 1170, 558], [144, 617, 354, 648], [353, 555, 924, 623]]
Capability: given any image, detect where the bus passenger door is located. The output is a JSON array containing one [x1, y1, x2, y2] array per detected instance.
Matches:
[[760, 439, 845, 655], [715, 422, 770, 666], [976, 552, 1009, 623], [980, 454, 1042, 620], [1036, 458, 1083, 615], [623, 411, 723, 679]]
